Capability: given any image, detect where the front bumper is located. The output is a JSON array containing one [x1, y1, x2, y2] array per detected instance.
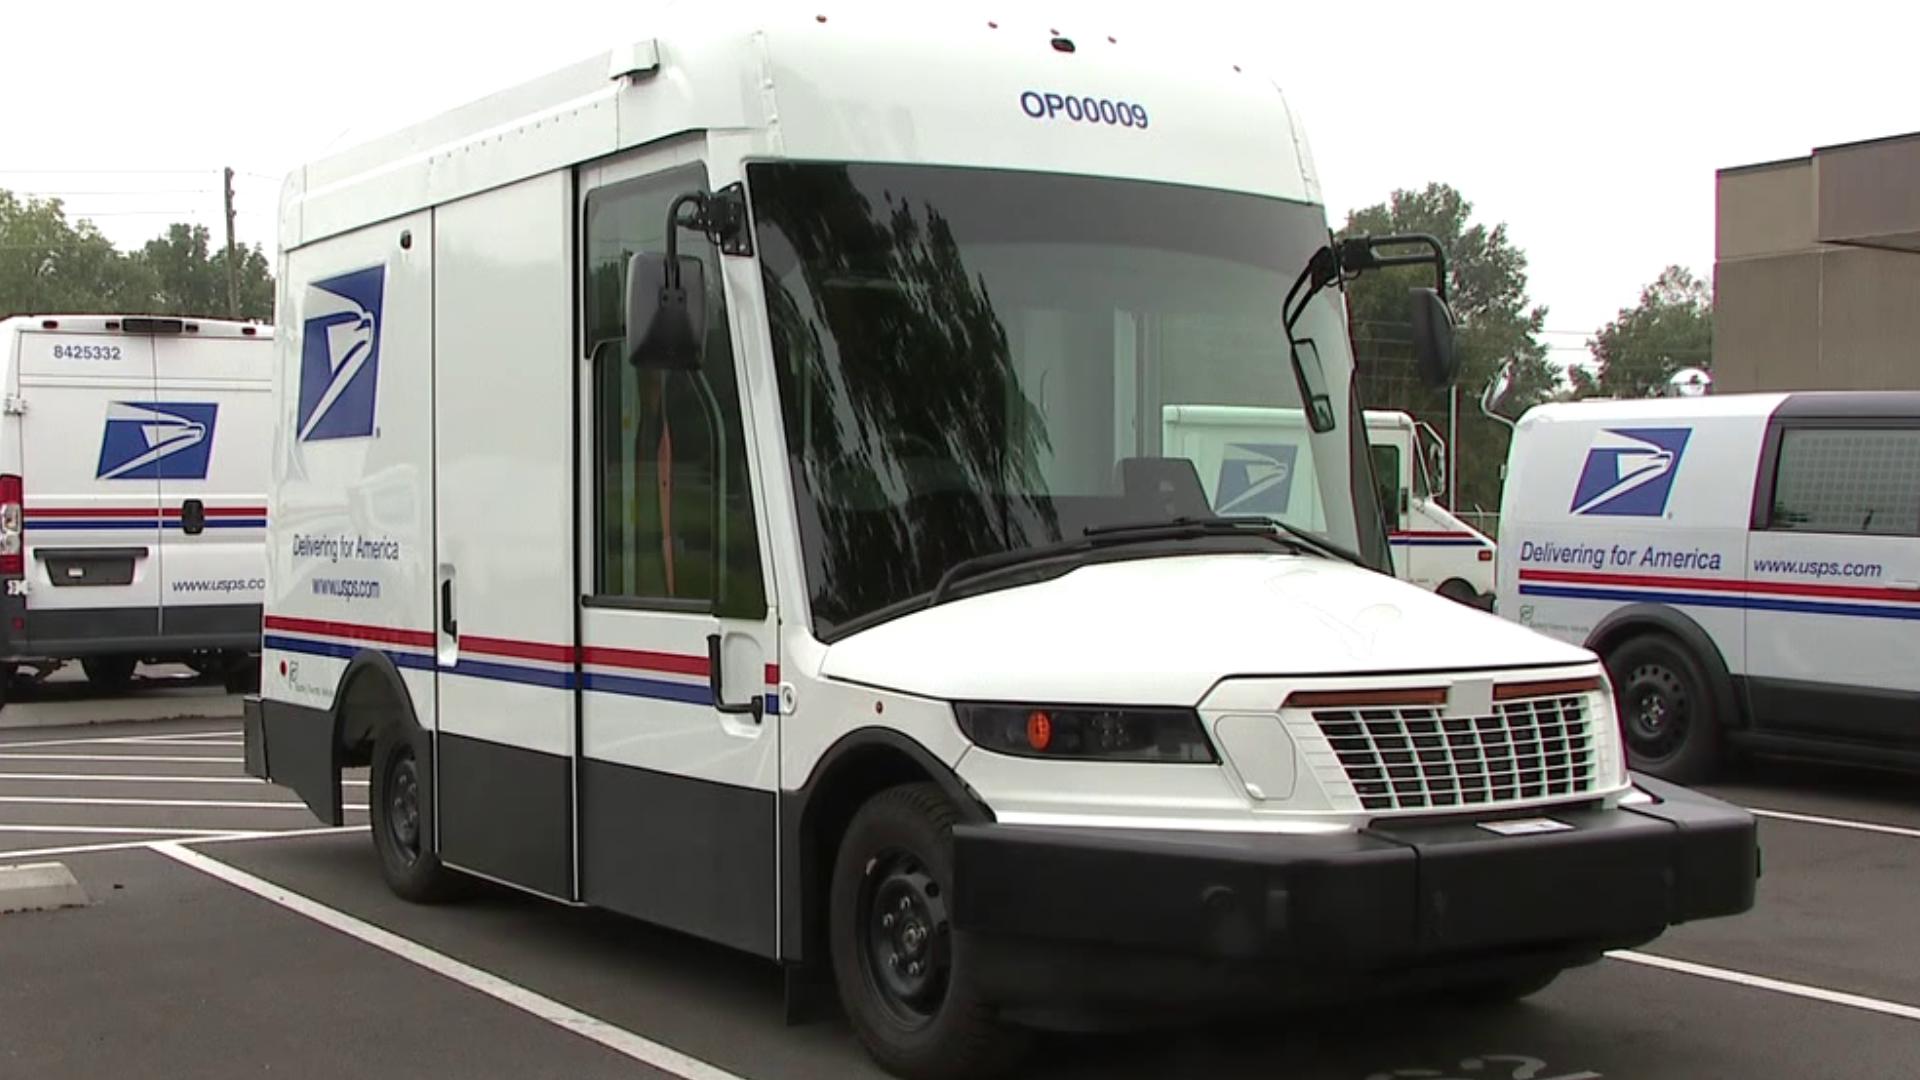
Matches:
[[951, 775, 1756, 1008]]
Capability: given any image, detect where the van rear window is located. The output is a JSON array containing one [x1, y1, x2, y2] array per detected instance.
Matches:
[[1770, 428, 1920, 536]]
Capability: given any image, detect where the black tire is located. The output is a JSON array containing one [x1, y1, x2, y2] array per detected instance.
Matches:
[[1437, 578, 1489, 609], [81, 655, 139, 693], [1607, 633, 1721, 783], [1442, 965, 1564, 1006], [370, 726, 460, 903], [829, 783, 1026, 1080]]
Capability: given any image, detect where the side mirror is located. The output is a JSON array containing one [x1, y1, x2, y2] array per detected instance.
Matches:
[[1409, 287, 1458, 388], [1482, 359, 1516, 415], [625, 252, 707, 370], [1426, 442, 1446, 493]]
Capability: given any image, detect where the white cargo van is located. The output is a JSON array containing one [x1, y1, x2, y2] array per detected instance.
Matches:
[[1164, 406, 1496, 605], [244, 12, 1755, 1077], [0, 315, 270, 698], [1498, 391, 1920, 781]]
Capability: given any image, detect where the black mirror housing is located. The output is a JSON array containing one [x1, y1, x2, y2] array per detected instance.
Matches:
[[1409, 287, 1458, 388], [625, 252, 707, 371]]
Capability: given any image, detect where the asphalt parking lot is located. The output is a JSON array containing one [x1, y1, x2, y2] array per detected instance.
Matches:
[[3, 697, 1919, 1079]]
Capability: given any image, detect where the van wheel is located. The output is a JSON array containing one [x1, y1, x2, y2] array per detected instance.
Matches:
[[1438, 578, 1491, 610], [1444, 965, 1564, 1006], [1608, 634, 1721, 783], [370, 726, 460, 903], [81, 655, 139, 693], [830, 783, 1025, 1080]]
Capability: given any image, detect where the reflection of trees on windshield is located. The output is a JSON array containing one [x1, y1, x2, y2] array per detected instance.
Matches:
[[756, 164, 1054, 630]]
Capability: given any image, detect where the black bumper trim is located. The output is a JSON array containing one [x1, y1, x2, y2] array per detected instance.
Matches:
[[951, 774, 1756, 996]]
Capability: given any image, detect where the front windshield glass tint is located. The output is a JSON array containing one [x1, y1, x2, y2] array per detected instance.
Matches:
[[749, 162, 1365, 636]]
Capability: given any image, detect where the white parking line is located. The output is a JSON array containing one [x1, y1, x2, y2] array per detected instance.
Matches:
[[116, 739, 244, 748], [154, 841, 749, 1080], [0, 731, 238, 750], [1, 837, 236, 861], [189, 825, 368, 845], [129, 730, 242, 742], [1747, 806, 1920, 841], [0, 795, 368, 811], [1611, 950, 1920, 1023], [0, 772, 369, 787], [0, 823, 236, 837], [0, 753, 243, 764]]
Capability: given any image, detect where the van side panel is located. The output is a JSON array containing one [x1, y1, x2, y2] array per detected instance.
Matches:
[[1744, 413, 1920, 744], [430, 173, 578, 898], [1498, 404, 1769, 680], [152, 334, 272, 645], [262, 212, 438, 739], [14, 329, 162, 651]]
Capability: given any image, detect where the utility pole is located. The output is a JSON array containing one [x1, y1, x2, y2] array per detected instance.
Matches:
[[222, 166, 238, 318]]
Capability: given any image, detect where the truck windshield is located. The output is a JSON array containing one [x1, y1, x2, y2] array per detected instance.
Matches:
[[749, 162, 1378, 638]]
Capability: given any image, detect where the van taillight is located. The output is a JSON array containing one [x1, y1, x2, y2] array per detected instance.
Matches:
[[0, 474, 22, 576]]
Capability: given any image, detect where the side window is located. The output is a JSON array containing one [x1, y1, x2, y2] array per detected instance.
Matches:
[[1371, 443, 1403, 524], [584, 167, 767, 616], [1770, 427, 1920, 536]]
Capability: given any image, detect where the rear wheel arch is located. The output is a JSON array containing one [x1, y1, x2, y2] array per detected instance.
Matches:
[[783, 729, 987, 966], [330, 651, 421, 767], [1585, 603, 1743, 731]]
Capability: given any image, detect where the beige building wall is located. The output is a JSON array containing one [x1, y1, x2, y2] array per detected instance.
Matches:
[[1714, 135, 1920, 392]]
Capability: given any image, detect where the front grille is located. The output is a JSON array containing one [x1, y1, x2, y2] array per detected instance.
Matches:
[[1311, 694, 1597, 812]]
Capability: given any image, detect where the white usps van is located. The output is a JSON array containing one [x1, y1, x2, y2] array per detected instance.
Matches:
[[0, 315, 270, 698], [244, 11, 1755, 1077], [1163, 406, 1496, 605], [1498, 391, 1920, 781]]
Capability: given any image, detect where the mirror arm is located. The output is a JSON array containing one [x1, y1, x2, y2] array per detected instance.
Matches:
[[1335, 234, 1449, 300]]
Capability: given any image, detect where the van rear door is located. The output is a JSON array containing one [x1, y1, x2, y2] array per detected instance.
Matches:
[[15, 325, 162, 649], [151, 329, 269, 646]]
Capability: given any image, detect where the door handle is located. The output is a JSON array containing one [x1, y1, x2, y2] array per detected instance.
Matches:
[[440, 578, 458, 638], [706, 633, 764, 724], [180, 499, 205, 536]]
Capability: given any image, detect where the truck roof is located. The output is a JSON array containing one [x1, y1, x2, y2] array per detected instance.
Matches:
[[281, 7, 1318, 250], [1518, 390, 1920, 428], [0, 315, 273, 340]]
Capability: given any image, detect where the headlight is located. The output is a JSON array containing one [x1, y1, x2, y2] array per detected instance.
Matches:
[[954, 703, 1217, 763]]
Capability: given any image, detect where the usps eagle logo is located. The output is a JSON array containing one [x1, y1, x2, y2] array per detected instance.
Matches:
[[1570, 427, 1692, 516], [1214, 442, 1299, 514], [297, 265, 385, 441], [96, 402, 218, 480]]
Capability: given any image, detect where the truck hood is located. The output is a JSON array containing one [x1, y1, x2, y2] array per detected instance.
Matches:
[[821, 553, 1592, 705]]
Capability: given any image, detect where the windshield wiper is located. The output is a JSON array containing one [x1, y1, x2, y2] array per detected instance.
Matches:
[[1264, 519, 1365, 567], [926, 516, 1301, 607]]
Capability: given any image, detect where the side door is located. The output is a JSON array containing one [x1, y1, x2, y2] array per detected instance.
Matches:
[[151, 329, 271, 647], [1745, 419, 1920, 743], [431, 174, 579, 898], [15, 327, 161, 647], [575, 150, 781, 956]]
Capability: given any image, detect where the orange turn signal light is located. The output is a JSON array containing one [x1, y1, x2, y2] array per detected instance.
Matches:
[[1026, 710, 1053, 751]]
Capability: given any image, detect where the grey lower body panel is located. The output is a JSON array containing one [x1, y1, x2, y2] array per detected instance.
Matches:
[[246, 696, 342, 826], [0, 603, 260, 662]]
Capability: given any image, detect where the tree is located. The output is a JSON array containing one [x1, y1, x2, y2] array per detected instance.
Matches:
[[1339, 183, 1553, 514], [0, 190, 274, 321], [1564, 363, 1603, 401], [0, 191, 157, 316], [1589, 266, 1712, 398]]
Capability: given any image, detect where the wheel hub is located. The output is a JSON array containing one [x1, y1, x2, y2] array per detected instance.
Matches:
[[863, 855, 951, 1023], [388, 755, 422, 864], [1625, 662, 1688, 760]]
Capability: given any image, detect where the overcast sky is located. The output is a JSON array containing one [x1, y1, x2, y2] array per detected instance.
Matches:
[[6, 1, 1917, 367]]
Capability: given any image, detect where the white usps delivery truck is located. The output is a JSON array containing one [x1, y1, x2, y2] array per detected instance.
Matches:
[[244, 11, 1756, 1077], [1164, 405, 1495, 605], [0, 314, 270, 699], [1498, 391, 1920, 782]]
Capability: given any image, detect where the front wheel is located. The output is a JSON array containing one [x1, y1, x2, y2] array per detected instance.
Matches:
[[829, 783, 1025, 1080], [1608, 633, 1721, 783], [370, 727, 460, 903]]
